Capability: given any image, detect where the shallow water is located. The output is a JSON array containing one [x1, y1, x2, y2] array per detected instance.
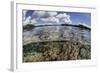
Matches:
[[23, 26, 91, 45], [23, 25, 91, 62]]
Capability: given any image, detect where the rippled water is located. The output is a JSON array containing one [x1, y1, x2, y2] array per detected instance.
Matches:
[[23, 26, 91, 45]]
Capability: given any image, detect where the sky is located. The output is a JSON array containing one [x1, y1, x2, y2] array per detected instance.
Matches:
[[23, 10, 91, 26]]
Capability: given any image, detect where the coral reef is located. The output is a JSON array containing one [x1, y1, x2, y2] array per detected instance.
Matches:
[[23, 41, 91, 62], [23, 24, 91, 62]]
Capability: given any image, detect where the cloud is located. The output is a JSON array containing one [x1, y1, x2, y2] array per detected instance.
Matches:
[[47, 12, 57, 16], [56, 13, 70, 18], [56, 13, 72, 24], [23, 16, 31, 25], [30, 19, 37, 24], [32, 11, 58, 18], [23, 10, 72, 25], [40, 17, 59, 24], [23, 10, 27, 21], [60, 18, 72, 24], [32, 11, 47, 18]]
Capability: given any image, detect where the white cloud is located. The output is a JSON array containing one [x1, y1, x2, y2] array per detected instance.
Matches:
[[40, 17, 59, 24], [56, 13, 70, 19], [47, 12, 57, 16], [32, 11, 58, 18], [23, 16, 31, 25], [30, 19, 37, 24], [60, 18, 72, 24], [23, 10, 27, 21], [32, 11, 47, 18], [56, 13, 72, 24], [23, 10, 72, 25]]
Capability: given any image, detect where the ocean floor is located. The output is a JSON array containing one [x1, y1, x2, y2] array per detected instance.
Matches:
[[23, 40, 91, 62]]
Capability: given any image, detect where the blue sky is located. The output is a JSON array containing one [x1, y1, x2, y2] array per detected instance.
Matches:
[[67, 12, 91, 26], [23, 10, 91, 26]]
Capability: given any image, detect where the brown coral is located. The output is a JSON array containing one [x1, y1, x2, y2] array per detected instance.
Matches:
[[23, 41, 91, 62]]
